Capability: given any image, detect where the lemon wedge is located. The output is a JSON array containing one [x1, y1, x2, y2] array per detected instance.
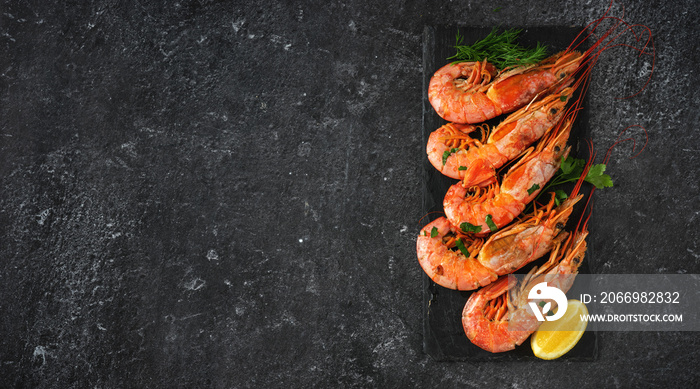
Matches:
[[531, 299, 588, 360]]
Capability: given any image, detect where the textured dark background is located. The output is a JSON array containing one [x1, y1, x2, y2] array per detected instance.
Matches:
[[1, 0, 698, 387]]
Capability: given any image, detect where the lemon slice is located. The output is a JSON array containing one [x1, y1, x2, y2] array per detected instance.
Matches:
[[531, 299, 588, 360]]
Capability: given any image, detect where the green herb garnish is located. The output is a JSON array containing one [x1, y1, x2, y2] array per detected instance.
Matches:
[[485, 214, 498, 232], [554, 189, 568, 206], [458, 166, 467, 171], [430, 226, 439, 238], [585, 163, 614, 189], [532, 156, 613, 208], [546, 156, 614, 190], [539, 301, 546, 307], [455, 238, 470, 257], [442, 147, 459, 165], [449, 28, 548, 69], [527, 183, 540, 195], [460, 222, 482, 234]]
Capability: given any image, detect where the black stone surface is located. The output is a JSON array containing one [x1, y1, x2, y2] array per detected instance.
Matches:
[[1, 0, 698, 387]]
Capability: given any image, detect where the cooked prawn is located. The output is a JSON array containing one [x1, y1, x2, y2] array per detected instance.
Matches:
[[416, 216, 496, 290], [462, 224, 589, 353], [477, 191, 580, 275], [443, 117, 574, 236], [428, 51, 582, 124], [427, 87, 573, 186]]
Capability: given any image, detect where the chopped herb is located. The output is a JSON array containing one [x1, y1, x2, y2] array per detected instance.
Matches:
[[547, 310, 554, 316], [527, 183, 540, 195], [430, 226, 438, 238], [455, 238, 470, 257], [460, 222, 482, 234], [458, 166, 467, 171], [449, 28, 548, 69], [442, 147, 459, 165], [539, 301, 546, 307], [485, 214, 498, 232], [493, 6, 502, 12], [554, 189, 568, 206], [560, 95, 568, 102]]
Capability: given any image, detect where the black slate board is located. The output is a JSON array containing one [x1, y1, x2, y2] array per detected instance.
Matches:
[[421, 25, 598, 361]]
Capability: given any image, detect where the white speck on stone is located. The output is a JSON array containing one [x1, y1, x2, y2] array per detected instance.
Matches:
[[207, 249, 219, 261], [400, 225, 408, 233], [284, 43, 292, 50], [37, 209, 50, 225], [270, 34, 283, 45], [298, 238, 304, 243], [183, 278, 206, 291], [33, 346, 48, 366], [297, 142, 311, 157], [638, 61, 652, 79], [231, 18, 245, 33]]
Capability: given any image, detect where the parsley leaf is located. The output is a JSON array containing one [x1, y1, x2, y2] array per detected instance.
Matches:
[[485, 215, 498, 232], [442, 148, 459, 166], [541, 156, 613, 194], [458, 166, 467, 171], [455, 238, 470, 257], [430, 226, 438, 238], [554, 189, 568, 206], [527, 183, 540, 195], [460, 222, 482, 234], [585, 163, 614, 189], [530, 156, 613, 210]]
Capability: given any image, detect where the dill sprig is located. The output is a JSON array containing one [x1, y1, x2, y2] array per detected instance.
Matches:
[[448, 28, 548, 69]]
